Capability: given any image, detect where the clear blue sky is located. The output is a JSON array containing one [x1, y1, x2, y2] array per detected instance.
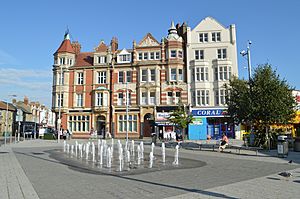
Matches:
[[0, 0, 299, 107]]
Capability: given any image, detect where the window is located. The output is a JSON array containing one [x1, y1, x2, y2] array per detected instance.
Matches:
[[97, 71, 106, 84], [59, 57, 65, 65], [68, 115, 89, 132], [155, 52, 160, 60], [195, 67, 208, 81], [199, 33, 208, 42], [170, 50, 177, 58], [196, 90, 209, 106], [143, 52, 148, 60], [138, 53, 143, 60], [217, 49, 227, 59], [58, 72, 64, 85], [178, 50, 183, 58], [126, 71, 132, 83], [118, 93, 124, 105], [150, 52, 155, 60], [96, 93, 103, 106], [150, 92, 155, 105], [119, 54, 131, 62], [212, 32, 221, 42], [69, 59, 73, 66], [175, 92, 181, 103], [125, 92, 131, 105], [141, 92, 147, 105], [171, 68, 177, 81], [167, 92, 173, 104], [178, 69, 183, 81], [118, 114, 137, 132], [76, 94, 83, 107], [58, 94, 63, 107], [98, 56, 106, 64], [195, 50, 204, 60], [150, 69, 155, 81], [141, 69, 147, 82], [215, 66, 232, 81], [77, 72, 84, 85], [118, 71, 124, 83], [215, 89, 226, 105]]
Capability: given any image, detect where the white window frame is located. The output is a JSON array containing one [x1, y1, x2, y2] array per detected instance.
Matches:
[[170, 50, 177, 58], [199, 33, 208, 42], [141, 92, 147, 105], [118, 71, 124, 83], [217, 49, 227, 59], [97, 71, 106, 84], [178, 69, 183, 81], [98, 56, 106, 64], [150, 69, 155, 82], [76, 94, 83, 107], [141, 69, 147, 82], [155, 52, 160, 60], [149, 92, 156, 105], [170, 68, 177, 81], [77, 72, 84, 85], [96, 93, 103, 106], [118, 93, 124, 105]]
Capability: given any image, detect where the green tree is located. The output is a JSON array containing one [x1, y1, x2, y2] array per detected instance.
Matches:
[[226, 64, 296, 148], [168, 104, 194, 140]]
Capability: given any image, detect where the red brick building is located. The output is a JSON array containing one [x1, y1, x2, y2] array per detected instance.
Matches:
[[52, 23, 188, 138]]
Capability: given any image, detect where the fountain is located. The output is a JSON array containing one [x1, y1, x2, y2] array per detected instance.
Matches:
[[162, 142, 166, 163], [173, 144, 179, 165], [55, 138, 203, 176]]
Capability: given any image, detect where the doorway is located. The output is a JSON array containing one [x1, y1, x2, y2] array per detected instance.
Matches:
[[97, 116, 106, 138], [143, 113, 154, 137]]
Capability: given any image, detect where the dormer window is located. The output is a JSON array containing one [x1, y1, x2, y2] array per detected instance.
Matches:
[[98, 56, 106, 64], [118, 49, 131, 63], [60, 57, 65, 65]]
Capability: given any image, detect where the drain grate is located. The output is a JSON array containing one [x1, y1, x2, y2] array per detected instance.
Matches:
[[32, 152, 45, 155]]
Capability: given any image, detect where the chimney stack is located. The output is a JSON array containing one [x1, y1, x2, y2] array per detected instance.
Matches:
[[110, 37, 118, 53], [24, 96, 29, 105], [71, 41, 81, 55]]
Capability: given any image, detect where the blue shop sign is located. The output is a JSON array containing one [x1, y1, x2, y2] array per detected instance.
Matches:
[[192, 109, 227, 117]]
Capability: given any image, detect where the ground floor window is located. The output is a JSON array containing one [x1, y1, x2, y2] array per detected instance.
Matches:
[[68, 115, 90, 132], [118, 114, 138, 133]]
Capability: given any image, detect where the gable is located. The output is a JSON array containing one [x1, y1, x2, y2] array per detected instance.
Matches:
[[119, 48, 130, 55], [192, 16, 226, 32], [138, 33, 160, 47]]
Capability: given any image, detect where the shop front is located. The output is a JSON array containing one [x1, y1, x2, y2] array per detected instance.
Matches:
[[188, 108, 235, 140], [155, 112, 176, 140]]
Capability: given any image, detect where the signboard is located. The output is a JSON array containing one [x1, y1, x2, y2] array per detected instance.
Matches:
[[156, 112, 170, 121], [193, 117, 204, 125], [191, 109, 228, 117]]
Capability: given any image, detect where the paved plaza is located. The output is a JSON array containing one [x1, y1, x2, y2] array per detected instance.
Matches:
[[1, 139, 300, 199]]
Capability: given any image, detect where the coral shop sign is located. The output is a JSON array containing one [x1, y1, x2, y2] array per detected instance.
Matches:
[[192, 109, 227, 117]]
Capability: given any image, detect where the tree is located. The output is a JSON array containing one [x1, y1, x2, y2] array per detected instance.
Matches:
[[226, 64, 296, 147], [168, 104, 194, 140]]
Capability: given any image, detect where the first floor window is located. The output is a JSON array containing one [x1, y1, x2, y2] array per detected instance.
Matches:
[[215, 66, 232, 81], [155, 52, 160, 60], [143, 52, 148, 60], [76, 94, 83, 107], [150, 69, 155, 81], [178, 69, 183, 81], [58, 94, 63, 107], [167, 92, 173, 104], [175, 92, 181, 103], [126, 71, 132, 82], [96, 93, 103, 106], [215, 89, 226, 105], [141, 92, 147, 105], [150, 92, 155, 105], [118, 93, 124, 105], [138, 53, 143, 60], [141, 69, 147, 82], [196, 90, 209, 106], [150, 52, 155, 60], [195, 50, 204, 60]]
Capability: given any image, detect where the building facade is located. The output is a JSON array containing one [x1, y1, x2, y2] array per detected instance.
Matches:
[[52, 17, 238, 139], [185, 17, 238, 139]]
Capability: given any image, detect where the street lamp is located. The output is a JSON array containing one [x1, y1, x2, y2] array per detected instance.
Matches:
[[57, 65, 63, 143], [240, 40, 252, 81], [4, 94, 17, 146], [126, 82, 129, 144], [240, 41, 253, 144]]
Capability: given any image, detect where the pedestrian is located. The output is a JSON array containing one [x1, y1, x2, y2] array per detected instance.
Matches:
[[218, 133, 229, 152]]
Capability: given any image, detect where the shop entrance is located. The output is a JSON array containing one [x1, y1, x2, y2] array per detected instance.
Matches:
[[207, 117, 234, 139], [97, 116, 106, 138]]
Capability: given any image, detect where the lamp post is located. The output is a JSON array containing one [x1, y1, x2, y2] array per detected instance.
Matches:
[[126, 82, 129, 144], [4, 94, 17, 146], [57, 65, 63, 143], [240, 41, 253, 144], [240, 40, 252, 81]]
